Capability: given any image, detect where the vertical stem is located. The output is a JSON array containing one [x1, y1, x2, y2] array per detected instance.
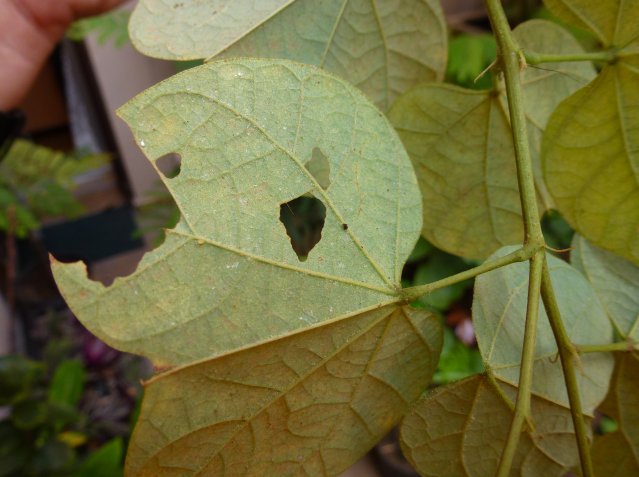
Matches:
[[540, 258, 594, 477], [496, 251, 543, 477], [485, 0, 544, 246], [484, 1, 549, 475]]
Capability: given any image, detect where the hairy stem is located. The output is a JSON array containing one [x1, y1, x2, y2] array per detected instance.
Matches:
[[540, 258, 594, 477], [496, 251, 543, 477], [401, 245, 535, 302], [524, 49, 616, 65]]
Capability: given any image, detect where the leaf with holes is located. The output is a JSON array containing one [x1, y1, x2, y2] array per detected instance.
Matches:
[[592, 352, 639, 477], [400, 374, 587, 477], [128, 0, 447, 110], [51, 59, 422, 366], [126, 305, 441, 476], [388, 20, 593, 259], [571, 235, 639, 340], [542, 0, 639, 265], [473, 247, 614, 413]]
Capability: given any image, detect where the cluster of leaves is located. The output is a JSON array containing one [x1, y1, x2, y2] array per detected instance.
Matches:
[[0, 140, 109, 238], [0, 355, 123, 477], [51, 0, 638, 476]]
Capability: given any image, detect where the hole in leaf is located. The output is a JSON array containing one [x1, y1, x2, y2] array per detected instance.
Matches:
[[155, 153, 181, 179], [304, 147, 331, 190], [279, 195, 326, 261]]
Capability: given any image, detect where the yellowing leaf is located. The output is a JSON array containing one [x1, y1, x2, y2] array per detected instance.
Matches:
[[388, 20, 593, 259], [509, 20, 596, 210], [129, 0, 448, 110], [543, 0, 639, 48], [126, 306, 441, 476], [51, 59, 422, 366], [541, 0, 639, 265], [473, 247, 614, 413], [400, 374, 586, 477], [572, 235, 639, 340], [592, 352, 639, 477]]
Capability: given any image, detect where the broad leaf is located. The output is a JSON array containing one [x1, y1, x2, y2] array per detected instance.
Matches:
[[126, 306, 441, 476], [473, 247, 614, 412], [51, 59, 421, 365], [541, 2, 639, 265], [389, 20, 593, 259], [509, 20, 596, 210], [543, 0, 639, 49], [129, 0, 448, 110], [400, 374, 586, 477], [592, 352, 639, 477], [571, 235, 639, 340]]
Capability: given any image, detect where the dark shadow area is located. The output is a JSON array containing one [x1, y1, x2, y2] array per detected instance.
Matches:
[[155, 152, 181, 179], [279, 195, 326, 261]]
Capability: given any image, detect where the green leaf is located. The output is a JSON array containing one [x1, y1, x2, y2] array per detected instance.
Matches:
[[48, 360, 86, 408], [543, 0, 639, 48], [473, 247, 614, 412], [542, 58, 639, 265], [510, 19, 596, 210], [51, 59, 421, 366], [446, 34, 496, 89], [571, 235, 639, 340], [432, 328, 483, 385], [413, 250, 471, 311], [67, 10, 130, 48], [129, 0, 447, 110], [389, 20, 595, 259], [389, 84, 523, 259], [0, 355, 45, 405], [77, 438, 124, 477], [126, 305, 441, 476], [400, 374, 587, 477], [591, 352, 639, 477]]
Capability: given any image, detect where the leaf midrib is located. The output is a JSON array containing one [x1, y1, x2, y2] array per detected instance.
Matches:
[[139, 306, 399, 476], [162, 89, 397, 290]]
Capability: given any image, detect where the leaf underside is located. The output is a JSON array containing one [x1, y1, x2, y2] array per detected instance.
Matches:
[[473, 247, 614, 413], [571, 235, 639, 340], [541, 0, 639, 265], [591, 352, 639, 477], [126, 306, 441, 476], [389, 20, 594, 260], [400, 374, 587, 477], [51, 59, 422, 366], [128, 0, 448, 110]]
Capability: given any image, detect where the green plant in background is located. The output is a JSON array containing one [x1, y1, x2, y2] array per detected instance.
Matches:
[[0, 139, 109, 238], [50, 1, 639, 476], [67, 10, 131, 48], [0, 355, 123, 477]]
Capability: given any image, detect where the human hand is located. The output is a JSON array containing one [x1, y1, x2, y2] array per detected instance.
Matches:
[[0, 0, 126, 110]]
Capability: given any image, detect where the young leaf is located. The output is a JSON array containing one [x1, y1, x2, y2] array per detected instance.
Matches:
[[51, 59, 422, 366], [125, 306, 441, 476], [591, 352, 639, 477], [128, 0, 448, 110], [400, 374, 587, 477], [473, 247, 614, 413], [48, 360, 86, 408], [571, 235, 639, 340], [388, 20, 593, 259], [541, 1, 639, 265]]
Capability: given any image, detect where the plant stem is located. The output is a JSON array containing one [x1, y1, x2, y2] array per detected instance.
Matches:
[[484, 1, 550, 475], [524, 50, 616, 65], [485, 0, 544, 247], [540, 258, 594, 477], [496, 250, 543, 477], [401, 245, 534, 302], [577, 341, 638, 354]]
